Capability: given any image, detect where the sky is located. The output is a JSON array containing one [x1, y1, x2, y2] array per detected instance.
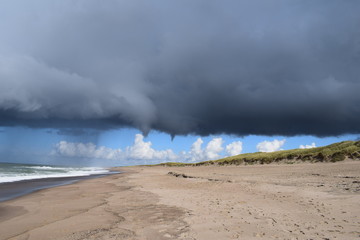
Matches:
[[0, 0, 359, 166]]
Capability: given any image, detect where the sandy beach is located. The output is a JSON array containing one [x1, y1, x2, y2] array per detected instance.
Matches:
[[1, 161, 359, 240]]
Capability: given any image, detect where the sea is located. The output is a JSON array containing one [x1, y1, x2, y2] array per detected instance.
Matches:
[[0, 162, 115, 202]]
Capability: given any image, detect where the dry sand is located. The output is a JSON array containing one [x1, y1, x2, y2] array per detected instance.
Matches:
[[1, 161, 359, 240]]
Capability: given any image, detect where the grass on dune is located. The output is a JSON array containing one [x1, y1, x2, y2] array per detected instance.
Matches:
[[155, 140, 360, 167]]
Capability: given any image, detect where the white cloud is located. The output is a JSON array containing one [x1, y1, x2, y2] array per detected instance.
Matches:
[[187, 138, 205, 162], [54, 134, 177, 162], [55, 141, 122, 160], [125, 134, 178, 160], [184, 137, 226, 162], [299, 142, 316, 149], [205, 138, 224, 159], [54, 134, 245, 164], [225, 141, 243, 156], [256, 139, 286, 152]]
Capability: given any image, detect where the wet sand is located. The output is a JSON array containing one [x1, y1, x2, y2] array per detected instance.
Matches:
[[0, 161, 359, 240], [0, 173, 116, 202]]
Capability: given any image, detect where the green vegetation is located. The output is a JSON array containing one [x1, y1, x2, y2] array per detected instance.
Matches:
[[156, 140, 360, 167]]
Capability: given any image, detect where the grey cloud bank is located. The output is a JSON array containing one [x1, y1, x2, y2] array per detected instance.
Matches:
[[0, 0, 359, 136]]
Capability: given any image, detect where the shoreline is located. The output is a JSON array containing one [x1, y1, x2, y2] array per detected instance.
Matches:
[[0, 168, 188, 240], [0, 171, 119, 203], [0, 161, 359, 239]]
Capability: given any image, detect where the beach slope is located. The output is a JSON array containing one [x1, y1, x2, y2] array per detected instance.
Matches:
[[1, 161, 359, 240]]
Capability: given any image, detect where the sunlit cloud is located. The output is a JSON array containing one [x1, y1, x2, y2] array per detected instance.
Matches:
[[299, 142, 316, 149], [256, 139, 286, 153], [53, 134, 243, 163]]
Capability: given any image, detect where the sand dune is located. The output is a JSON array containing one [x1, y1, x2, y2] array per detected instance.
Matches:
[[1, 161, 359, 239]]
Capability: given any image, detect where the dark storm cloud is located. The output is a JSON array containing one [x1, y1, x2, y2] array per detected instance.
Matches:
[[0, 0, 360, 136], [56, 128, 100, 137]]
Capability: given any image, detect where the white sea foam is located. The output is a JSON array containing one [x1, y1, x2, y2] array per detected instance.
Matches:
[[27, 166, 65, 170], [0, 164, 110, 183]]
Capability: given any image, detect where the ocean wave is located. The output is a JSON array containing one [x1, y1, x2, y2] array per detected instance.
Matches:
[[0, 164, 109, 183]]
